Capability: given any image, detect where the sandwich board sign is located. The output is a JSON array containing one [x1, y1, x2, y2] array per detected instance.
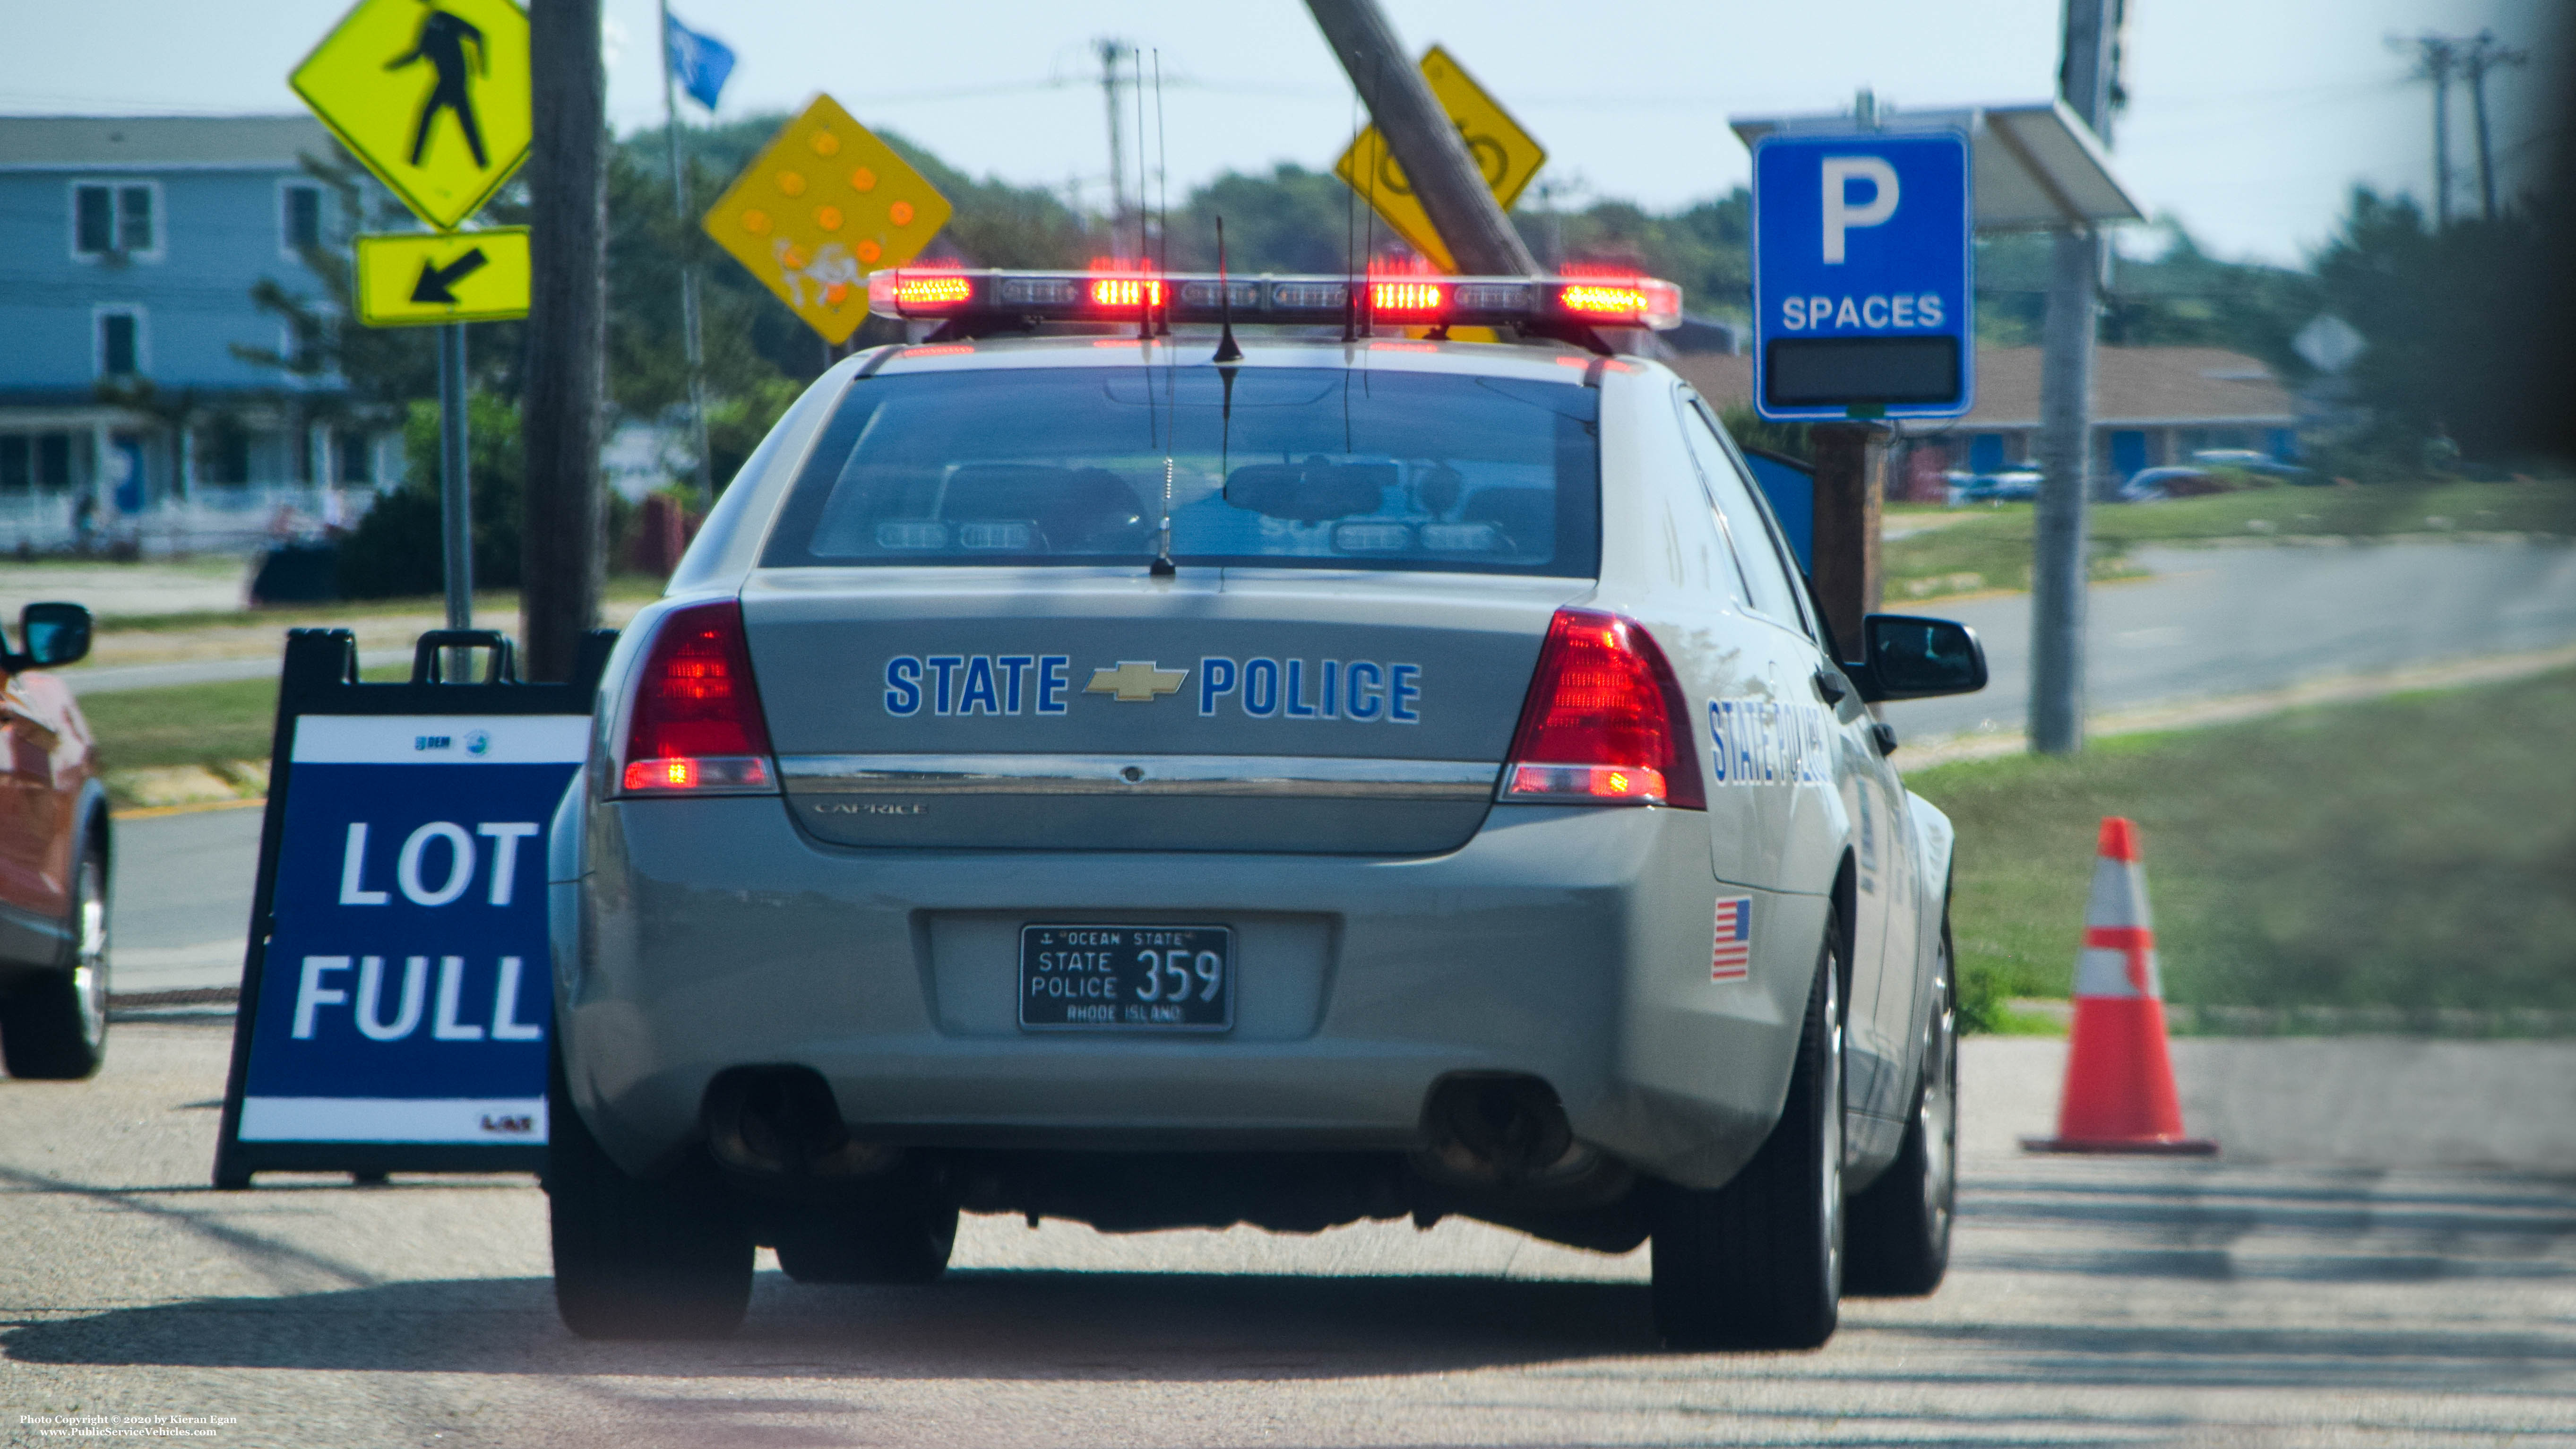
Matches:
[[213, 628, 612, 1188], [1751, 131, 1973, 421]]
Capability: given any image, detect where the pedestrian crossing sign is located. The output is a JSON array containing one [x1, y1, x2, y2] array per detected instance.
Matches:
[[701, 95, 955, 345], [292, 0, 533, 232]]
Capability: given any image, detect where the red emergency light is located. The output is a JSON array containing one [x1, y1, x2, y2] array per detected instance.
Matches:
[[863, 268, 1684, 340]]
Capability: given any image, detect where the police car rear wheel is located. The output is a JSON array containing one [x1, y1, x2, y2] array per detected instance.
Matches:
[[548, 1048, 753, 1339], [1845, 923, 1957, 1296], [1, 849, 110, 1081], [774, 1198, 958, 1285], [1649, 926, 1845, 1351]]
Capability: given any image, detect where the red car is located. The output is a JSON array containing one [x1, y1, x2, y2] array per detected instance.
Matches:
[[0, 603, 109, 1079]]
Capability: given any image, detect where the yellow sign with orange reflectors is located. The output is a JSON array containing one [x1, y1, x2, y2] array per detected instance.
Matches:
[[702, 94, 954, 345], [1333, 46, 1547, 274]]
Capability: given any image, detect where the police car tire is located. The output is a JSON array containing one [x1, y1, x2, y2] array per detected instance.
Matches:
[[1649, 927, 1844, 1351], [1, 848, 109, 1082], [548, 1048, 753, 1339], [1844, 925, 1957, 1297], [774, 1199, 958, 1285]]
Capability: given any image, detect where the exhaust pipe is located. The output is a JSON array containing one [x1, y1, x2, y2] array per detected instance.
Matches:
[[1413, 1074, 1624, 1199], [704, 1067, 901, 1181]]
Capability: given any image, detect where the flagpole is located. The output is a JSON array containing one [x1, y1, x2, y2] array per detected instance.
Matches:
[[659, 0, 717, 509]]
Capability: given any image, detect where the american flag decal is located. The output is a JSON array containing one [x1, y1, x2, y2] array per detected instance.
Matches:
[[1711, 896, 1752, 981]]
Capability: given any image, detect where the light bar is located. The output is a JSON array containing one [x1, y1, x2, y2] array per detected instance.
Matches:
[[864, 268, 1684, 333]]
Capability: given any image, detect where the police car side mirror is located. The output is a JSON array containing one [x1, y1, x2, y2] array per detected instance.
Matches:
[[15, 602, 92, 670], [1853, 613, 1985, 702]]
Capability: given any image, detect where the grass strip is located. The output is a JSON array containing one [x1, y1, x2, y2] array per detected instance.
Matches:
[[1884, 479, 2576, 600], [1906, 667, 2576, 1029], [81, 665, 411, 774]]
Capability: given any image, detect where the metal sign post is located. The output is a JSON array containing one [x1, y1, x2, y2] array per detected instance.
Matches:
[[213, 627, 612, 1188]]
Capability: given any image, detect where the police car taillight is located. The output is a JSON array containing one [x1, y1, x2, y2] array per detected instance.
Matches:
[[1500, 609, 1705, 809], [619, 601, 777, 795]]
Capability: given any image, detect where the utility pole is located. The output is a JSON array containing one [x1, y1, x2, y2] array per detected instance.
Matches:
[[658, 0, 715, 509], [2460, 30, 2527, 222], [2397, 35, 2458, 229], [2028, 0, 2119, 755], [523, 0, 608, 683], [1302, 0, 1538, 276], [1098, 38, 1129, 256]]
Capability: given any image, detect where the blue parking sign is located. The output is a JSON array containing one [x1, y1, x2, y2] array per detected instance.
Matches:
[[215, 629, 612, 1187], [1752, 131, 1973, 420]]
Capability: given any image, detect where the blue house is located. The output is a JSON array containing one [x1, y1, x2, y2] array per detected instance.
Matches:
[[0, 115, 397, 549]]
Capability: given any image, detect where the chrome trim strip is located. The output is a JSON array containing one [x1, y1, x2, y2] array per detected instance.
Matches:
[[779, 753, 1499, 801]]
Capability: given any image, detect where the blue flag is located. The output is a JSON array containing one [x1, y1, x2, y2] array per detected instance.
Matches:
[[664, 13, 736, 111]]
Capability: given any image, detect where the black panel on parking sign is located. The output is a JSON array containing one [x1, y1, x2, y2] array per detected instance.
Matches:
[[1763, 336, 1962, 408], [1020, 925, 1232, 1031]]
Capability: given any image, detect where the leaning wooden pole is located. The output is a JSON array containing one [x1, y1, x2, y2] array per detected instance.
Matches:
[[521, 0, 609, 682], [1302, 0, 1537, 277]]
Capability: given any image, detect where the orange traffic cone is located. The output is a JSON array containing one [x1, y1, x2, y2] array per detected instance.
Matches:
[[2022, 817, 2217, 1156]]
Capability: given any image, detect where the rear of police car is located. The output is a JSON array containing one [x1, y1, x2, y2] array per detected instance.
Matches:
[[547, 271, 1852, 1346]]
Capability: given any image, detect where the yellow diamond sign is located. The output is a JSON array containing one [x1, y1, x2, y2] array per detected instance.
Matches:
[[1333, 46, 1547, 273], [703, 95, 955, 345], [291, 0, 532, 232], [353, 228, 529, 327]]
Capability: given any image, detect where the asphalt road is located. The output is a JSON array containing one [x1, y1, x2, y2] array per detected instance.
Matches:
[[2, 1026, 2567, 1447], [1882, 537, 2576, 740]]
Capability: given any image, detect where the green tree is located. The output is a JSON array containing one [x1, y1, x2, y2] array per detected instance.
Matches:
[[335, 395, 523, 597]]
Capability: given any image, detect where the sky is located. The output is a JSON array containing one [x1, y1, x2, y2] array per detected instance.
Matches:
[[3, 0, 2561, 267]]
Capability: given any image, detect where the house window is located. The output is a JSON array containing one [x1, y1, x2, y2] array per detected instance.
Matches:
[[334, 431, 373, 484], [97, 309, 144, 376], [72, 182, 157, 258], [0, 435, 77, 492], [283, 183, 324, 251]]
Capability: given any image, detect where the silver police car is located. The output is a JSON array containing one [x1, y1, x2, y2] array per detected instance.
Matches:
[[545, 270, 1987, 1349]]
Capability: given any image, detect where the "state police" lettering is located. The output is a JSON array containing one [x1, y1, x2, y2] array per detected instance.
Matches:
[[884, 655, 1072, 716], [1197, 657, 1418, 722]]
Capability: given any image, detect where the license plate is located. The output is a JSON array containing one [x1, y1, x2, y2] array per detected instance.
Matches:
[[1019, 924, 1233, 1032]]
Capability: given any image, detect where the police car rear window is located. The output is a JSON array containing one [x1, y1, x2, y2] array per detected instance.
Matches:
[[759, 366, 1599, 577]]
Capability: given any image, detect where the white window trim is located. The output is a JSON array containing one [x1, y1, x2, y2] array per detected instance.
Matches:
[[277, 177, 328, 260], [67, 178, 166, 264], [94, 304, 150, 378]]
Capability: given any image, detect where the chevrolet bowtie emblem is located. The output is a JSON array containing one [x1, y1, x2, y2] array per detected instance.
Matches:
[[1086, 659, 1190, 702]]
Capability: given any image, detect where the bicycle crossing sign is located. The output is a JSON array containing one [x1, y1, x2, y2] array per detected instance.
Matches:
[[1334, 46, 1546, 273], [292, 0, 533, 231]]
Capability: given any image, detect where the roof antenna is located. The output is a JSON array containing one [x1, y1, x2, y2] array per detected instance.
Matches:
[[1359, 50, 1386, 341], [1213, 215, 1243, 364], [1148, 48, 1177, 578], [1341, 84, 1359, 345]]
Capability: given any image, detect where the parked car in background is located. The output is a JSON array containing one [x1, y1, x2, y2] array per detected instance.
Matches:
[[2117, 466, 2232, 502], [0, 604, 109, 1079], [2188, 449, 2317, 483], [1948, 470, 2042, 504]]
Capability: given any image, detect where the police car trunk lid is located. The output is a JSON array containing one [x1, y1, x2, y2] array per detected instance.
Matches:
[[742, 568, 1582, 853]]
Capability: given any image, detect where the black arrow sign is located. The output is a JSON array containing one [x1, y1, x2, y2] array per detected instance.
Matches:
[[410, 247, 490, 304]]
